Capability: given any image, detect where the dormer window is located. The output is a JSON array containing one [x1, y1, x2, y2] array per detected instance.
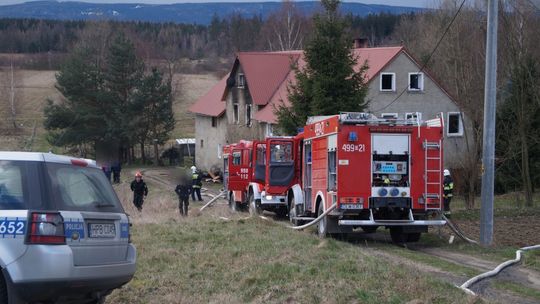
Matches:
[[380, 73, 395, 92], [238, 73, 245, 88]]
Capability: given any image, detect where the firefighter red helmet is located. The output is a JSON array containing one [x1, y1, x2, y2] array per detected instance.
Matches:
[[135, 171, 143, 177]]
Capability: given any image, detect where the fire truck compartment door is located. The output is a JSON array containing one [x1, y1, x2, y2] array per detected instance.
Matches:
[[372, 134, 409, 155]]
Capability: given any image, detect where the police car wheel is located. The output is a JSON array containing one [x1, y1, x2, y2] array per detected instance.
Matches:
[[317, 204, 328, 238], [0, 273, 7, 304]]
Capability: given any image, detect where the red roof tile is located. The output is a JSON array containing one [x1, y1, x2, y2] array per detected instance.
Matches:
[[238, 52, 301, 106], [188, 74, 228, 117], [190, 46, 408, 120]]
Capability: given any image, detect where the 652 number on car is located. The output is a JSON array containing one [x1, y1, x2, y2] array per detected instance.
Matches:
[[0, 219, 25, 236]]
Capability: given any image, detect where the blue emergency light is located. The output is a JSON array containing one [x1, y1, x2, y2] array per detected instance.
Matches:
[[348, 131, 358, 142]]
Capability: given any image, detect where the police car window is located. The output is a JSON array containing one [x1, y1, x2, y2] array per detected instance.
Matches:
[[270, 142, 293, 162], [47, 164, 122, 212], [0, 163, 25, 209]]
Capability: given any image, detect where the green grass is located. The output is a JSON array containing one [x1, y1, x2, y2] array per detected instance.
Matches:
[[492, 281, 540, 302], [108, 218, 473, 303]]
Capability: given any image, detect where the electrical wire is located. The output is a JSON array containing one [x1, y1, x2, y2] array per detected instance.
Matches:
[[371, 0, 468, 113]]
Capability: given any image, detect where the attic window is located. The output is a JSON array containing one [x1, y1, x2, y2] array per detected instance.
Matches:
[[408, 72, 424, 91], [380, 73, 395, 92], [233, 103, 239, 124], [246, 104, 252, 127], [238, 73, 245, 88], [447, 112, 463, 137]]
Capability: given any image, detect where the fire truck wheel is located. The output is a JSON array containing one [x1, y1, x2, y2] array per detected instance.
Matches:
[[228, 193, 237, 212], [248, 193, 262, 216], [275, 207, 288, 218], [389, 227, 406, 244], [361, 226, 378, 233], [317, 203, 328, 238], [289, 204, 298, 226], [406, 233, 421, 243]]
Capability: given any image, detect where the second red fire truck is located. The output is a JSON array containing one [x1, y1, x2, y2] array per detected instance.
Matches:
[[223, 112, 447, 243]]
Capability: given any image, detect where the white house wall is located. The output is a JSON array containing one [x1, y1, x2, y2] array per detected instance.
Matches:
[[366, 52, 467, 167]]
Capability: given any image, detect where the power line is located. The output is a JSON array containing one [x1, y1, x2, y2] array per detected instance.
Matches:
[[371, 0, 467, 113]]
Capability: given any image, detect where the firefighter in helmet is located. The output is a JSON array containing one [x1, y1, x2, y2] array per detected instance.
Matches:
[[443, 169, 454, 217], [191, 166, 203, 201], [130, 171, 148, 212]]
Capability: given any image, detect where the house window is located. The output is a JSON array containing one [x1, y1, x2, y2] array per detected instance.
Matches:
[[447, 112, 463, 136], [405, 112, 422, 122], [238, 73, 245, 88], [200, 139, 204, 148], [232, 102, 239, 124], [408, 72, 424, 91], [265, 124, 273, 136], [211, 117, 217, 127], [246, 104, 252, 127], [380, 73, 395, 91]]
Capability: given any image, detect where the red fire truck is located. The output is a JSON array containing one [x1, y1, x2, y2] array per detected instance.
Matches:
[[289, 112, 447, 242], [223, 137, 303, 216]]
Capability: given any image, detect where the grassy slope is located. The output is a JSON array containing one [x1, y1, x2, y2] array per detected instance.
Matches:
[[108, 171, 474, 304], [108, 217, 472, 304]]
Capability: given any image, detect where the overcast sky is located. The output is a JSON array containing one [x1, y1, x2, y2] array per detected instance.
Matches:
[[0, 0, 432, 8]]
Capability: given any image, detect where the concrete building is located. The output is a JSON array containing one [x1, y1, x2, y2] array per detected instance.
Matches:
[[189, 45, 466, 171]]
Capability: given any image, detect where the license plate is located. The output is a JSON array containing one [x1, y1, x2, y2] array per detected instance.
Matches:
[[88, 223, 116, 238]]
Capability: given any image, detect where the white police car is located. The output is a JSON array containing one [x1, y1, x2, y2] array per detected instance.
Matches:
[[0, 152, 136, 303]]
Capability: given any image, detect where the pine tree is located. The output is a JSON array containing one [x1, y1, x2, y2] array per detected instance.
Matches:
[[276, 0, 369, 135], [104, 33, 145, 162], [132, 68, 175, 165], [44, 46, 109, 149]]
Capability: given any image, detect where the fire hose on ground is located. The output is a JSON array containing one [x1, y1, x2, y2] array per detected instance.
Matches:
[[459, 244, 540, 296], [199, 190, 227, 212], [288, 204, 337, 230], [442, 214, 479, 245]]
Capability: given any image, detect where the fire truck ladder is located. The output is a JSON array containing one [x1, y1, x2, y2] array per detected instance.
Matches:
[[423, 139, 443, 211]]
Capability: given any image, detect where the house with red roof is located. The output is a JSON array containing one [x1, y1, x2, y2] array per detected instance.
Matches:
[[189, 44, 466, 171]]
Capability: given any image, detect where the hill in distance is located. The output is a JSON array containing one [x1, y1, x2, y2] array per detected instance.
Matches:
[[0, 1, 423, 25]]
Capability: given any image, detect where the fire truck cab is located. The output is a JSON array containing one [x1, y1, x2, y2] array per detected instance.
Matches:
[[223, 137, 302, 217], [290, 112, 446, 243]]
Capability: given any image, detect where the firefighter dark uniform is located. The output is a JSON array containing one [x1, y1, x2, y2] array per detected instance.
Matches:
[[175, 182, 192, 216], [130, 172, 148, 212], [191, 171, 203, 201], [443, 170, 454, 216]]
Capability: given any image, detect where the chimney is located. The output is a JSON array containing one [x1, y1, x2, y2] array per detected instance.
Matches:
[[353, 38, 369, 49]]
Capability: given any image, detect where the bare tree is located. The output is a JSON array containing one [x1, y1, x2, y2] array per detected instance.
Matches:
[[261, 0, 310, 51], [497, 0, 540, 206], [0, 57, 22, 130], [395, 0, 486, 208]]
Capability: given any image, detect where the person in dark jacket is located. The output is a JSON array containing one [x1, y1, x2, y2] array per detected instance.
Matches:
[[443, 169, 454, 217], [130, 171, 148, 212], [112, 161, 122, 184], [191, 166, 203, 201], [175, 175, 192, 216]]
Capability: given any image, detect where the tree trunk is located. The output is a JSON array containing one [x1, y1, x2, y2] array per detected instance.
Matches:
[[140, 141, 146, 164], [520, 128, 533, 206], [9, 62, 17, 129], [154, 142, 159, 166]]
